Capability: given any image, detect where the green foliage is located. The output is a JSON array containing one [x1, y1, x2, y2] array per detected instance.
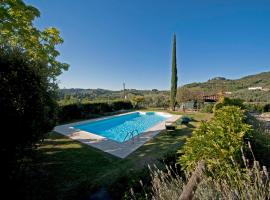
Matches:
[[213, 97, 244, 112], [170, 34, 178, 111], [144, 158, 270, 200], [58, 89, 170, 108], [58, 100, 133, 122], [0, 0, 69, 81], [184, 71, 270, 103], [179, 106, 252, 176], [142, 94, 169, 109], [246, 114, 270, 167], [110, 100, 133, 110], [201, 102, 214, 113], [244, 103, 270, 113], [131, 96, 145, 109], [176, 87, 201, 103], [244, 103, 264, 113], [0, 47, 57, 180]]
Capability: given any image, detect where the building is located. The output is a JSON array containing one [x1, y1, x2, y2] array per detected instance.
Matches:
[[248, 87, 263, 91]]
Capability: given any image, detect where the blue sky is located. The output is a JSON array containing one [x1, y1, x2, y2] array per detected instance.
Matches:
[[26, 0, 270, 90]]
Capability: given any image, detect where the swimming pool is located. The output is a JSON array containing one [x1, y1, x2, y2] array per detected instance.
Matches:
[[73, 112, 170, 142]]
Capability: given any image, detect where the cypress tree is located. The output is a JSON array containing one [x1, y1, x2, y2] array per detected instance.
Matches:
[[170, 33, 178, 111]]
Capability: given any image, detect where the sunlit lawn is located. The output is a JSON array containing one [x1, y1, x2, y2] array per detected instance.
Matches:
[[29, 111, 212, 199]]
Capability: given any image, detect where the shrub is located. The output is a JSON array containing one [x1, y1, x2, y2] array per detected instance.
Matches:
[[58, 100, 133, 123], [140, 158, 270, 200], [213, 97, 244, 112], [131, 96, 145, 109], [58, 104, 82, 122], [201, 102, 214, 113], [0, 48, 57, 179], [245, 103, 265, 113], [178, 106, 252, 176], [110, 100, 133, 111], [246, 114, 270, 167]]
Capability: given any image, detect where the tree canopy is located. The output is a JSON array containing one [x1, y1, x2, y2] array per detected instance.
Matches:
[[0, 0, 69, 82]]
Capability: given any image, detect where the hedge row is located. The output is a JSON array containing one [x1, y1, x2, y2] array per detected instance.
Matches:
[[245, 103, 270, 113], [58, 100, 133, 123]]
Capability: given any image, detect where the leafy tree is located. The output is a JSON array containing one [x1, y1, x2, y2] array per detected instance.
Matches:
[[170, 33, 178, 111], [0, 0, 69, 82], [176, 87, 202, 103], [0, 47, 58, 187], [179, 106, 252, 177], [131, 96, 145, 109], [213, 97, 245, 112]]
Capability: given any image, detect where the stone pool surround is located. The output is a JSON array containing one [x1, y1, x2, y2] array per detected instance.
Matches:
[[54, 111, 181, 158]]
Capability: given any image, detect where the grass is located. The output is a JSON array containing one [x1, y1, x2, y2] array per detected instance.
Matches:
[[25, 111, 212, 200]]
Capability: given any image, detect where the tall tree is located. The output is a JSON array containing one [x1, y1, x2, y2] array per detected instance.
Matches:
[[0, 0, 69, 84], [170, 33, 178, 110]]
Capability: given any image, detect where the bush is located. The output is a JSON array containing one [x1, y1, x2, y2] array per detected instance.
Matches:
[[179, 106, 252, 177], [141, 157, 270, 200], [245, 103, 265, 113], [58, 104, 82, 122], [58, 100, 133, 123], [201, 102, 214, 113], [0, 48, 57, 180], [110, 100, 133, 111], [213, 97, 244, 112]]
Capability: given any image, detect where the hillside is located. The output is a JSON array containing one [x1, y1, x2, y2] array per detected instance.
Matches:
[[58, 88, 169, 101], [184, 71, 270, 102], [58, 71, 270, 102]]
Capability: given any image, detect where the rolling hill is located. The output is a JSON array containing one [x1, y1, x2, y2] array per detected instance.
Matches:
[[183, 71, 270, 102], [58, 71, 270, 102]]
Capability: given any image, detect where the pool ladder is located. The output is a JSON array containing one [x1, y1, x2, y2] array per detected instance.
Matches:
[[124, 129, 139, 144]]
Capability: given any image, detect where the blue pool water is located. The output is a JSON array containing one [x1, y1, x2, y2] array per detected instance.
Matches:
[[73, 112, 169, 142]]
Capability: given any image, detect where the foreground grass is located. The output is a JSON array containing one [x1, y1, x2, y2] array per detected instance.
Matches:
[[26, 111, 212, 200]]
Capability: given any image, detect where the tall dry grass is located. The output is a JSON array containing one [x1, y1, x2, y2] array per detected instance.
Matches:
[[130, 145, 270, 200]]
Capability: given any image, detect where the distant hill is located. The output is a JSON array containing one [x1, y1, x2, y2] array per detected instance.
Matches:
[[183, 71, 270, 102], [58, 88, 169, 101], [185, 72, 270, 91], [58, 71, 270, 102]]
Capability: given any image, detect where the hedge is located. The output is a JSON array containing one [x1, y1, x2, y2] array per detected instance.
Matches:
[[58, 100, 133, 123]]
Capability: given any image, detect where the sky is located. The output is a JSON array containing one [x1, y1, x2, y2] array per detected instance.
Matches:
[[26, 0, 270, 90]]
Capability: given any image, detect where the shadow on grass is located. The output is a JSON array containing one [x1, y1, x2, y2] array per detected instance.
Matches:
[[24, 112, 211, 200]]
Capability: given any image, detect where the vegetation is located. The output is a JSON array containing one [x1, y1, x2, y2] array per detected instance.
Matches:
[[2, 1, 269, 199], [58, 71, 270, 111], [0, 0, 69, 82], [131, 96, 145, 109], [140, 154, 270, 200], [131, 99, 270, 199], [58, 88, 169, 102], [0, 47, 58, 196], [179, 106, 252, 176], [183, 71, 270, 102], [18, 112, 211, 200], [58, 100, 133, 123], [0, 0, 68, 198], [247, 114, 270, 167], [213, 97, 245, 111], [170, 34, 178, 111]]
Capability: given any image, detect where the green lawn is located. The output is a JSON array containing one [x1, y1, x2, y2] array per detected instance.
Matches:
[[27, 111, 212, 200]]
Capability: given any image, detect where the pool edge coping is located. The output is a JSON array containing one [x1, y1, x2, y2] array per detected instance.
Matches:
[[53, 111, 181, 159]]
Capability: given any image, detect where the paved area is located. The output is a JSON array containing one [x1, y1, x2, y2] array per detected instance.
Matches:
[[54, 111, 181, 158]]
